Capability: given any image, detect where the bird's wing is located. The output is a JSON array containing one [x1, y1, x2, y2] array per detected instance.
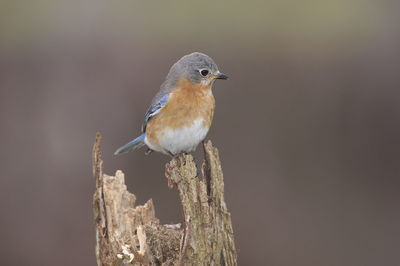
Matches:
[[142, 92, 170, 132]]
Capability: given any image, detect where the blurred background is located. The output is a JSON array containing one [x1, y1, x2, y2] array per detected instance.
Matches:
[[1, 0, 400, 265]]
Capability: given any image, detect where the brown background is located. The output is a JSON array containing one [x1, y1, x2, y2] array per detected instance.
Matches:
[[1, 1, 400, 265]]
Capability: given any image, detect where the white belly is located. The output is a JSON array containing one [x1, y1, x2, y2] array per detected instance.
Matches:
[[146, 118, 209, 155]]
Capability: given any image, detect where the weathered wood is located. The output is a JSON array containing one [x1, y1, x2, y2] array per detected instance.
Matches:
[[165, 141, 237, 265], [93, 133, 237, 265]]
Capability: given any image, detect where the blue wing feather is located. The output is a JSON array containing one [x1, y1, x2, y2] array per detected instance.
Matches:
[[142, 92, 170, 132], [114, 92, 170, 155]]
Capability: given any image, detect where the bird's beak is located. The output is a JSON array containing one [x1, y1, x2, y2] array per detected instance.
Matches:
[[215, 72, 228, 80]]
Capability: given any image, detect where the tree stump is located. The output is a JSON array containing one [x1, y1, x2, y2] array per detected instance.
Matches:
[[92, 133, 237, 265]]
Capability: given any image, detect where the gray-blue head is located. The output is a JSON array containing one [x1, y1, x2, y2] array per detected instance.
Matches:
[[165, 52, 228, 87]]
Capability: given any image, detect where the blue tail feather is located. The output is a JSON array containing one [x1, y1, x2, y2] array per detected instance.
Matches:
[[114, 133, 145, 155]]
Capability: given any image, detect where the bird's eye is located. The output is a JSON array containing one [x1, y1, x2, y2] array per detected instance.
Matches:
[[200, 69, 209, 76]]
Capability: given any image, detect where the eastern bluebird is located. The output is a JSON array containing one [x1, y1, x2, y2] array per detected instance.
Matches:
[[114, 52, 228, 156]]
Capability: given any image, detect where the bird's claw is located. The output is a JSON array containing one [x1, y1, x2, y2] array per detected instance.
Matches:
[[173, 153, 187, 167]]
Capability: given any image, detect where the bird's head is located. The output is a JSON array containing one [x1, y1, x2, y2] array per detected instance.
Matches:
[[166, 52, 228, 87]]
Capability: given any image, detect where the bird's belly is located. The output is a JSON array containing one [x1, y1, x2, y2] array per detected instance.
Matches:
[[157, 118, 209, 155]]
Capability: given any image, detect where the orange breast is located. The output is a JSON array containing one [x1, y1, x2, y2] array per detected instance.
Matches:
[[146, 79, 215, 146]]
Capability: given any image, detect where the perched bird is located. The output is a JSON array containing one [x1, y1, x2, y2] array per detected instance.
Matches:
[[114, 52, 228, 157]]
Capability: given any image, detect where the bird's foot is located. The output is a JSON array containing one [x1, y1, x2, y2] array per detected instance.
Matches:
[[173, 152, 187, 167]]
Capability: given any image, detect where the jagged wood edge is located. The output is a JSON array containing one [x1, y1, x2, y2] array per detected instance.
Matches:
[[165, 141, 237, 265], [92, 133, 183, 265], [93, 134, 237, 265]]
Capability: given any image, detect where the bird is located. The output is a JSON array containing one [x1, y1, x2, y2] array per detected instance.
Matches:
[[114, 52, 228, 157]]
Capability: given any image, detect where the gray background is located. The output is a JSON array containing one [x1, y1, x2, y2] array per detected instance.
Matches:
[[1, 1, 399, 265]]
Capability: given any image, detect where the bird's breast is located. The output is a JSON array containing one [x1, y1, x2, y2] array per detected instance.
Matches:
[[157, 117, 210, 155], [145, 80, 215, 154]]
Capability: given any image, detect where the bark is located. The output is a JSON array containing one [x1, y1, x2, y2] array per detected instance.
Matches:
[[92, 133, 237, 265]]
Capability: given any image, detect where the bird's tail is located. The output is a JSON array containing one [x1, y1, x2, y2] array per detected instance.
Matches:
[[114, 133, 145, 155]]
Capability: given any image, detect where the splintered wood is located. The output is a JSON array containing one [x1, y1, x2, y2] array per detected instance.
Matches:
[[93, 133, 237, 265]]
